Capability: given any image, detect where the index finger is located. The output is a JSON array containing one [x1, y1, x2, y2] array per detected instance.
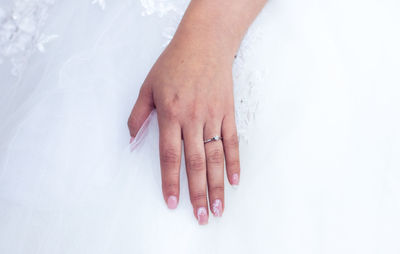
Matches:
[[158, 115, 182, 209]]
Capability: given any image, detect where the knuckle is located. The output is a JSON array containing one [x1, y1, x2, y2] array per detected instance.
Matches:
[[225, 134, 239, 149], [210, 186, 224, 196], [162, 182, 179, 194], [163, 104, 180, 120], [191, 191, 208, 203], [164, 170, 180, 178], [206, 148, 224, 165], [127, 118, 134, 130], [160, 147, 180, 165], [127, 115, 136, 130], [187, 153, 206, 172], [227, 159, 241, 173], [207, 107, 218, 119], [187, 104, 203, 122], [159, 93, 182, 120], [164, 182, 179, 189], [188, 112, 202, 122]]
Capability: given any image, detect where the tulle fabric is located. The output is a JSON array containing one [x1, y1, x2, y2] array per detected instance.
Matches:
[[0, 0, 400, 253]]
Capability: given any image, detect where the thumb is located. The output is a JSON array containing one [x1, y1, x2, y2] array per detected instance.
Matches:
[[128, 84, 154, 141]]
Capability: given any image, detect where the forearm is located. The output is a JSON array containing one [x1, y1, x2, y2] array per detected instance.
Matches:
[[169, 0, 268, 63]]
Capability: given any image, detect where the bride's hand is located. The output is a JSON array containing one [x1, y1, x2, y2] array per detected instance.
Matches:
[[128, 34, 240, 225], [128, 0, 266, 224]]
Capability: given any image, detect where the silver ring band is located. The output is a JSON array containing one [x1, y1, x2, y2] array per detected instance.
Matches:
[[204, 135, 223, 144]]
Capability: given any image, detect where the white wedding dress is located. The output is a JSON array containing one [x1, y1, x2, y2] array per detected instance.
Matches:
[[1, 0, 400, 253]]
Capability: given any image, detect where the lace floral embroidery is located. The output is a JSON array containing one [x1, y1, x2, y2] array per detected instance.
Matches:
[[92, 0, 106, 10], [0, 0, 265, 141], [0, 0, 57, 76], [233, 25, 267, 142], [140, 0, 188, 46]]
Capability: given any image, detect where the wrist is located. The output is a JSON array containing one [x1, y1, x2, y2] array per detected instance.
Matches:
[[171, 26, 238, 66], [167, 29, 236, 69], [170, 7, 244, 65]]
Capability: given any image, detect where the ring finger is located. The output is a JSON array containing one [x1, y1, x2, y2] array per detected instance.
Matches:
[[204, 120, 225, 217]]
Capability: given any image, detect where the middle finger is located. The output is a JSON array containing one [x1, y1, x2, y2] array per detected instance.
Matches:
[[182, 122, 209, 225]]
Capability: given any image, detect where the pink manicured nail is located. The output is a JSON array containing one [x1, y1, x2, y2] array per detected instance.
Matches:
[[231, 173, 240, 185], [211, 199, 223, 217], [129, 137, 135, 144], [167, 196, 178, 209], [197, 207, 208, 225]]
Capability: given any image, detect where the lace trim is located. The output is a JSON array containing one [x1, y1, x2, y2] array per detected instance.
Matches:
[[92, 0, 106, 10], [233, 25, 267, 142], [0, 0, 264, 141], [140, 0, 188, 47], [0, 0, 57, 76]]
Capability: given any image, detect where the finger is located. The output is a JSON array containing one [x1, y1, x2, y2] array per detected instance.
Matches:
[[222, 113, 240, 186], [127, 84, 154, 140], [182, 124, 209, 225], [158, 115, 182, 209], [204, 120, 225, 217]]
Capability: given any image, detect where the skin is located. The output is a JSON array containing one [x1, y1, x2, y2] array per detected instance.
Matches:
[[128, 0, 267, 225]]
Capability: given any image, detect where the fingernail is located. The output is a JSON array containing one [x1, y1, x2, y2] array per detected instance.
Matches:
[[211, 199, 223, 217], [197, 207, 208, 225], [129, 137, 135, 144], [167, 196, 178, 209], [231, 173, 240, 185]]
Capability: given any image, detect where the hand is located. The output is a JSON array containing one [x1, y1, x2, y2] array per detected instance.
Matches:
[[128, 0, 266, 225], [128, 37, 240, 225]]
